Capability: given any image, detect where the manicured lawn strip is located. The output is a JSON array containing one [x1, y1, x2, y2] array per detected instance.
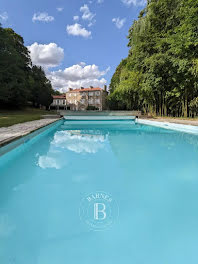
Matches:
[[0, 109, 57, 128]]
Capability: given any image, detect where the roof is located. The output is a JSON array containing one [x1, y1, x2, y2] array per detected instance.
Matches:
[[52, 95, 66, 99], [67, 87, 103, 93]]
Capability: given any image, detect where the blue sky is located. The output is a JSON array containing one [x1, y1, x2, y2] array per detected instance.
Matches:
[[0, 0, 146, 92]]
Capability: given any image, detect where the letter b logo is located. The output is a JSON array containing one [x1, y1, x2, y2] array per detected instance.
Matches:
[[94, 203, 106, 220], [79, 191, 119, 231]]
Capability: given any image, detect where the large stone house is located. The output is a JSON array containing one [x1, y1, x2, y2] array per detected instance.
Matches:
[[66, 86, 108, 111]]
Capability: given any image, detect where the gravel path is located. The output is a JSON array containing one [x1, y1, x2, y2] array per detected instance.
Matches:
[[145, 118, 198, 126]]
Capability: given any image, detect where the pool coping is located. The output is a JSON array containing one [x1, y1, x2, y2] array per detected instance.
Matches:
[[138, 119, 198, 135], [0, 119, 64, 157], [0, 118, 62, 148]]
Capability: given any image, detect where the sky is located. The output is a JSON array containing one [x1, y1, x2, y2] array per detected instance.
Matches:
[[0, 0, 147, 92]]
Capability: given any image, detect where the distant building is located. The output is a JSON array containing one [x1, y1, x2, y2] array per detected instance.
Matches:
[[66, 86, 108, 111], [50, 95, 67, 110]]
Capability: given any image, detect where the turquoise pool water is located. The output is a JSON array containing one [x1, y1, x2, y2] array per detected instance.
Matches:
[[1, 120, 198, 263]]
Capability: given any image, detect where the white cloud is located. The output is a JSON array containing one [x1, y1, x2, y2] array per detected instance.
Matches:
[[52, 131, 107, 154], [47, 63, 109, 92], [88, 22, 94, 27], [27, 42, 108, 92], [32, 12, 54, 22], [37, 131, 107, 171], [78, 62, 86, 66], [80, 4, 95, 22], [38, 156, 61, 169], [0, 12, 8, 22], [97, 0, 104, 3], [112, 17, 126, 29], [73, 15, 79, 21], [66, 23, 91, 38], [57, 7, 64, 12], [121, 0, 147, 7], [27, 42, 64, 68]]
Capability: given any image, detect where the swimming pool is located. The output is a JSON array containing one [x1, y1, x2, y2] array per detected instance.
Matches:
[[1, 119, 198, 264]]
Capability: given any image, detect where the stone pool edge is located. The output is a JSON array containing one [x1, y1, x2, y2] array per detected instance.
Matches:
[[137, 119, 198, 135], [0, 118, 62, 149]]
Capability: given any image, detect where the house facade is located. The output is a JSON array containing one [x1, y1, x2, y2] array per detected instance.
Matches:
[[66, 86, 108, 111], [50, 95, 67, 110]]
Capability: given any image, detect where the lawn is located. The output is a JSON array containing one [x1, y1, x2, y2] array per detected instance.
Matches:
[[0, 108, 57, 128]]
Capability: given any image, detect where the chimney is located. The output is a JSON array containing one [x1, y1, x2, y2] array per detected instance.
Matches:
[[69, 88, 73, 91], [104, 85, 107, 92], [90, 86, 94, 89], [81, 87, 84, 90]]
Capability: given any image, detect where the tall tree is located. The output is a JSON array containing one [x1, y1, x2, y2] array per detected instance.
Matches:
[[0, 26, 31, 107], [30, 66, 53, 108], [0, 25, 54, 109], [109, 0, 198, 117]]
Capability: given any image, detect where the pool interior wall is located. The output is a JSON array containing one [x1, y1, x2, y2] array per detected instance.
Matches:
[[1, 119, 198, 264], [138, 118, 198, 135]]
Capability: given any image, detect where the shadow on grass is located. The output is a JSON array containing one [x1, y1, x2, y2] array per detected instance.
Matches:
[[0, 108, 57, 128]]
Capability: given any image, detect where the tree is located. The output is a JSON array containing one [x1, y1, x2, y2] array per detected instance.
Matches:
[[0, 26, 31, 107], [0, 25, 54, 109], [189, 97, 198, 117], [30, 66, 53, 108], [109, 0, 198, 117]]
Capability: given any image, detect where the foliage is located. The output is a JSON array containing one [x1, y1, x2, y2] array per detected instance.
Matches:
[[86, 106, 99, 111], [109, 0, 198, 117], [52, 90, 61, 95], [189, 98, 198, 116], [0, 24, 54, 108], [29, 66, 53, 108]]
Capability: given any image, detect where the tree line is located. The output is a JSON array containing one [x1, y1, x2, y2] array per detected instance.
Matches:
[[109, 0, 198, 117], [0, 24, 54, 108]]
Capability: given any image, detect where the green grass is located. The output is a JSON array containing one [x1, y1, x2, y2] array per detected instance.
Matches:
[[0, 108, 57, 128]]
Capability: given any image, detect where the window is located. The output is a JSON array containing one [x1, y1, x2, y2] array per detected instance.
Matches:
[[95, 99, 100, 104], [88, 99, 94, 104], [57, 100, 59, 105], [96, 91, 100, 96], [81, 99, 85, 104], [88, 92, 94, 96]]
